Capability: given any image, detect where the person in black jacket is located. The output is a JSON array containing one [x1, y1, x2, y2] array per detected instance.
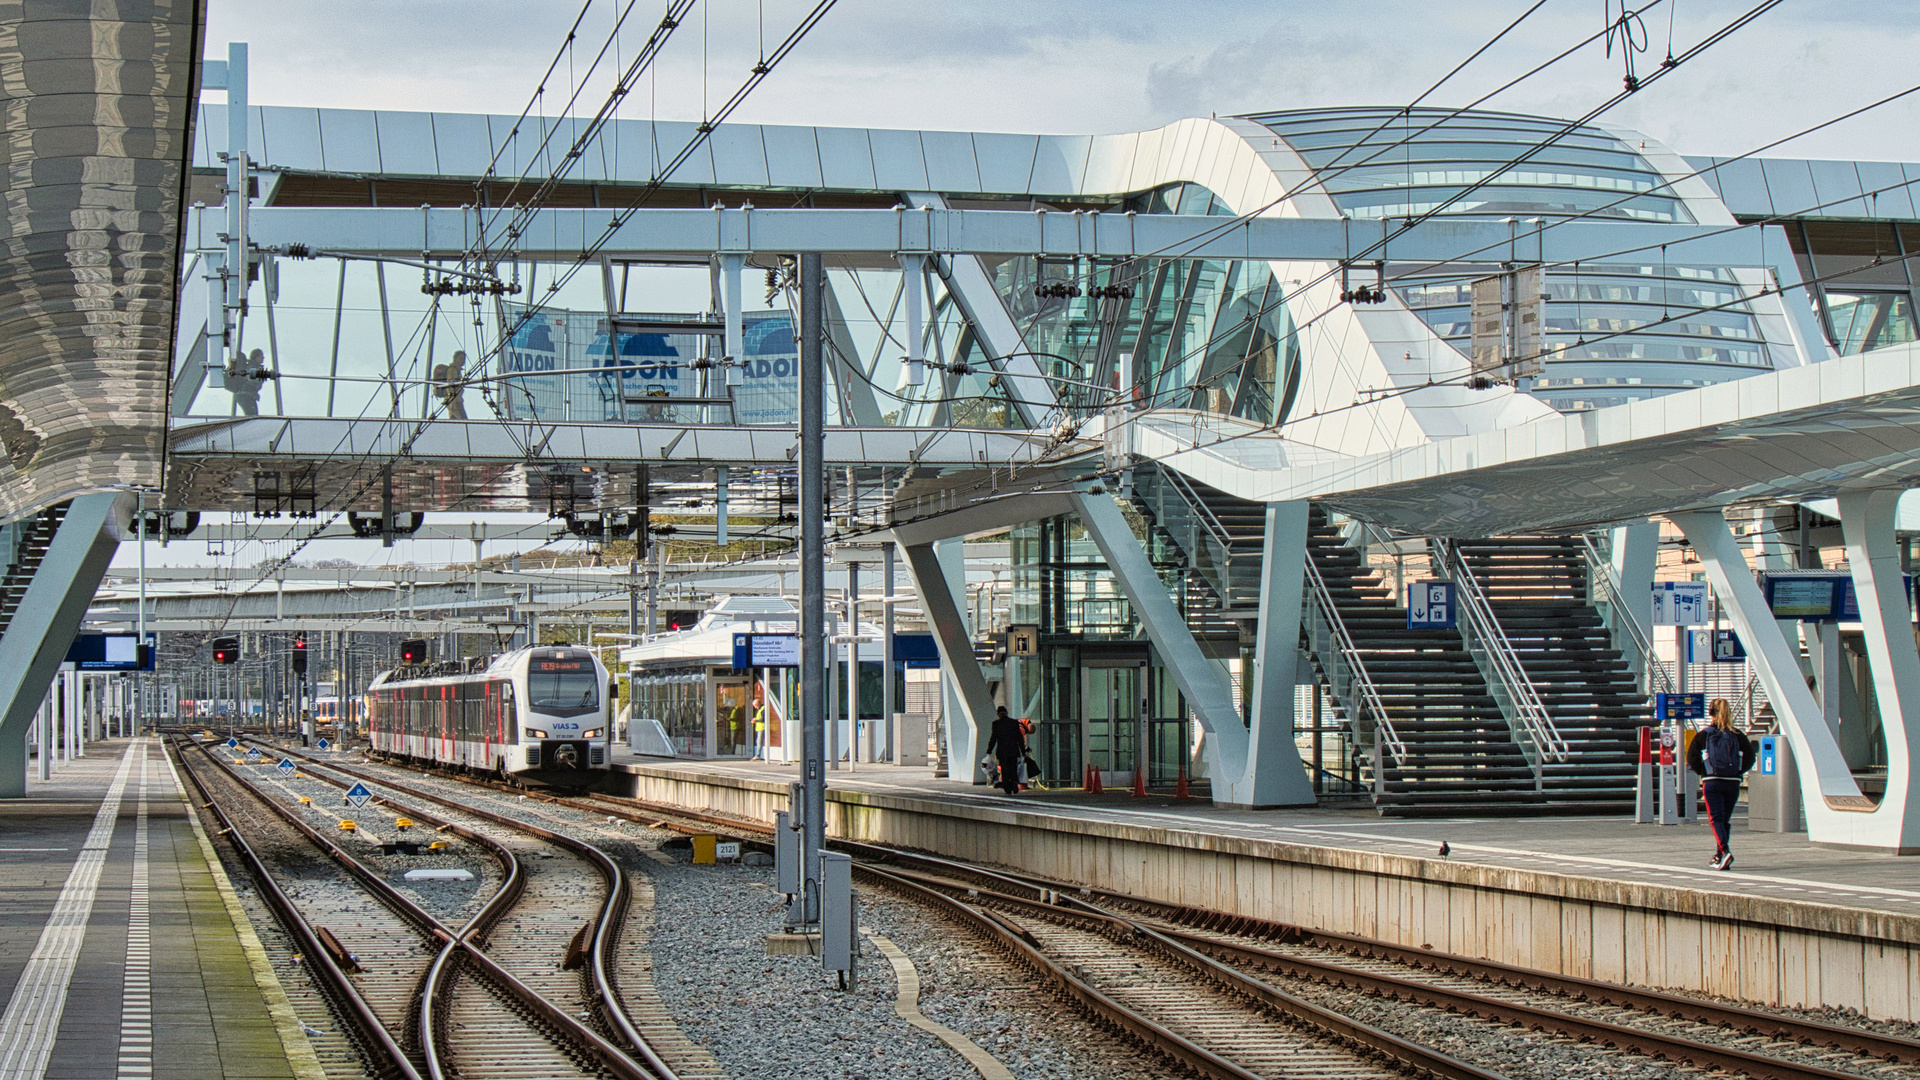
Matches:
[[1685, 698, 1757, 870], [985, 705, 1026, 795]]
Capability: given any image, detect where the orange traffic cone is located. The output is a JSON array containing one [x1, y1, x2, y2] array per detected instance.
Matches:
[[1132, 763, 1147, 797], [1175, 761, 1190, 800], [1085, 764, 1102, 793]]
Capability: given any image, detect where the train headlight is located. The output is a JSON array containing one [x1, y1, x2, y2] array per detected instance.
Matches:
[[582, 729, 602, 739], [527, 729, 548, 739]]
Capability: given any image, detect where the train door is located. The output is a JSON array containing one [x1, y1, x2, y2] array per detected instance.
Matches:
[[1082, 662, 1145, 789]]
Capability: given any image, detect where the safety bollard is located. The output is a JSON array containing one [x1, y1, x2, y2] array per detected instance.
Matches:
[[1634, 727, 1654, 823]]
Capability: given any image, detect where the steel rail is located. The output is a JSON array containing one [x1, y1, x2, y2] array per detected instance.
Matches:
[[855, 849, 1920, 1079], [560, 780, 1920, 1076], [344, 763, 1920, 1079], [196, 739, 662, 1080], [861, 865, 1268, 1080], [863, 864, 1506, 1080], [169, 739, 425, 1080], [255, 741, 680, 1080]]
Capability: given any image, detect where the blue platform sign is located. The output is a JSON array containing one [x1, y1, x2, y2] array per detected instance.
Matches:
[[1406, 581, 1456, 629], [1655, 693, 1705, 721], [276, 758, 295, 779], [1710, 628, 1745, 663], [226, 737, 238, 750], [316, 737, 331, 751], [244, 746, 262, 763], [1758, 735, 1779, 776], [345, 782, 372, 810]]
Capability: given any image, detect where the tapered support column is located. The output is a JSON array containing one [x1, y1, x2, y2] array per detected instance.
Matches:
[[1070, 489, 1252, 786], [1837, 488, 1920, 852], [903, 539, 993, 783], [1670, 509, 1894, 849], [1219, 502, 1316, 808], [1609, 522, 1657, 682], [0, 495, 124, 796]]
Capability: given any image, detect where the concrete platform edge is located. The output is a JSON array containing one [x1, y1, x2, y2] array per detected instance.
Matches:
[[614, 762, 1920, 944], [161, 745, 327, 1080]]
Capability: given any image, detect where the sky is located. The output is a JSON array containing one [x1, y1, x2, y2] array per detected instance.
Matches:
[[202, 0, 1920, 161], [135, 1, 1920, 574]]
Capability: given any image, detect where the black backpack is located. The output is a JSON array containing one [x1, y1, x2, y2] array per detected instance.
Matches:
[[1702, 728, 1743, 776]]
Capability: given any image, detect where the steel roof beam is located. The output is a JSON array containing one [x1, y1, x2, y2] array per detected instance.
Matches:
[[229, 205, 1766, 266]]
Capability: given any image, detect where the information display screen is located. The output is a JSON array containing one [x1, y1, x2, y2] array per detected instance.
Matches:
[[66, 632, 154, 671], [749, 635, 800, 667], [1766, 577, 1837, 619]]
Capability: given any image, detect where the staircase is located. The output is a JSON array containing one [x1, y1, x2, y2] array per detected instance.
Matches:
[[1128, 466, 1261, 650], [0, 504, 66, 639], [1309, 509, 1544, 814], [1452, 537, 1647, 810]]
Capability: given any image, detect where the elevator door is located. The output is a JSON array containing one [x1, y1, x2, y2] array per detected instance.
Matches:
[[1082, 664, 1140, 784]]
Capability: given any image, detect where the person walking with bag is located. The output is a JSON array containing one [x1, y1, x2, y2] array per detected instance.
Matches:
[[985, 705, 1026, 795], [1686, 698, 1756, 870]]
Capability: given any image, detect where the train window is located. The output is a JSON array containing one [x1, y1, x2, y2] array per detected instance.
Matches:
[[527, 660, 599, 716]]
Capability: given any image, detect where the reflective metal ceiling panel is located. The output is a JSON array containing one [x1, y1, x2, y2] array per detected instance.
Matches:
[[0, 0, 202, 521]]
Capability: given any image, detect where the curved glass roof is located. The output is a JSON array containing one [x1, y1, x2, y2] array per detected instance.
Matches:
[[1246, 107, 1694, 224]]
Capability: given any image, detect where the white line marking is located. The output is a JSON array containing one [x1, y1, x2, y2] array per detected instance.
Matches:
[[0, 742, 137, 1080], [118, 744, 151, 1080]]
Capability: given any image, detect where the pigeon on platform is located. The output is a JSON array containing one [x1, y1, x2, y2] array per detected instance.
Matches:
[[300, 1022, 326, 1039], [1437, 842, 1451, 857]]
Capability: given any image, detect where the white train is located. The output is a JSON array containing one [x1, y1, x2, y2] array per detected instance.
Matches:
[[366, 646, 612, 780]]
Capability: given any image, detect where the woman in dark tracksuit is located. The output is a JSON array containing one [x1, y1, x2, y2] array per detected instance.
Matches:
[[1685, 698, 1757, 870]]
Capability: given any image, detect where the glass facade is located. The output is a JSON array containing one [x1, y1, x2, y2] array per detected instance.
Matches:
[[1250, 107, 1693, 223], [1786, 221, 1920, 357], [988, 183, 1300, 424], [631, 670, 706, 756], [1243, 106, 1786, 411]]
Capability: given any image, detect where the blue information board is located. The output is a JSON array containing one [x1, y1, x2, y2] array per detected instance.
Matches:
[[1655, 693, 1705, 721], [1406, 581, 1456, 629]]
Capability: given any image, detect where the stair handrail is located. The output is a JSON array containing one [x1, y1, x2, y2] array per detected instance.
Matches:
[[1301, 553, 1405, 764], [1577, 534, 1675, 697], [1148, 466, 1239, 604], [1432, 539, 1570, 765], [1159, 468, 1235, 554]]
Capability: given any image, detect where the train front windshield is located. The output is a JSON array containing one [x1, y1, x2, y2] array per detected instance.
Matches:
[[528, 660, 599, 716]]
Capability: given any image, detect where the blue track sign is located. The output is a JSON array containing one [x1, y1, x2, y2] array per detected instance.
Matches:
[[244, 746, 263, 763], [1406, 581, 1456, 629], [276, 758, 296, 779], [226, 737, 238, 750], [1655, 693, 1705, 721], [316, 737, 331, 751], [345, 782, 372, 810]]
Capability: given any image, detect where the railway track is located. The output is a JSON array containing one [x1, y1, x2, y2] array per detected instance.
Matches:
[[286, 752, 1920, 1080], [474, 779, 1920, 1080], [172, 737, 676, 1080]]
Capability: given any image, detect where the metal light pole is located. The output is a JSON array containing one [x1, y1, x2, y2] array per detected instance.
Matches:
[[846, 561, 858, 772], [799, 253, 826, 926], [135, 492, 146, 738]]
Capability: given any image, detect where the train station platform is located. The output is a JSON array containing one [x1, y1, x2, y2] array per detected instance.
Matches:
[[608, 751, 1920, 1022], [0, 738, 317, 1080]]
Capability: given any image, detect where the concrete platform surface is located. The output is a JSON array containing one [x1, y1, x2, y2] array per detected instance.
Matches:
[[612, 750, 1920, 923], [0, 738, 316, 1080]]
